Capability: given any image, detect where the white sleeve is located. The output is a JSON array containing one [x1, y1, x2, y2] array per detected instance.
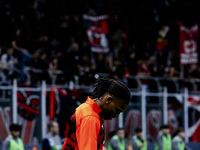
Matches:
[[1, 54, 7, 65]]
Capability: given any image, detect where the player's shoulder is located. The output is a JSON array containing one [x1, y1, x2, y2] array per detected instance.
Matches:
[[3, 135, 12, 144], [76, 102, 99, 118], [76, 101, 93, 112]]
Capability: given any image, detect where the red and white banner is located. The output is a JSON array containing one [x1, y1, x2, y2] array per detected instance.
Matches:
[[187, 96, 200, 142], [83, 14, 110, 53], [189, 119, 200, 142], [179, 23, 198, 65]]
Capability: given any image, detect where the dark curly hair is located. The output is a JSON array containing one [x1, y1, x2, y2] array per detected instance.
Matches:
[[92, 77, 130, 104]]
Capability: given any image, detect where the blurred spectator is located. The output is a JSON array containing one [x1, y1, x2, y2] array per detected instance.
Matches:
[[11, 27, 32, 83], [186, 64, 200, 79], [107, 128, 127, 150], [0, 47, 8, 70], [111, 59, 121, 78], [0, 0, 200, 86], [49, 57, 58, 74], [164, 66, 179, 78], [37, 35, 49, 51], [146, 55, 157, 77], [11, 28, 28, 53], [1, 48, 18, 70], [114, 62, 128, 85], [26, 49, 40, 69], [2, 123, 24, 150], [78, 54, 96, 85], [56, 51, 66, 71], [42, 121, 62, 150], [78, 54, 91, 74], [95, 53, 108, 73], [36, 51, 51, 84], [137, 59, 150, 77], [106, 131, 117, 149], [125, 132, 133, 150], [111, 28, 128, 59], [1, 47, 19, 83], [172, 127, 191, 150], [66, 42, 81, 76], [48, 56, 59, 84], [125, 49, 138, 75], [55, 51, 70, 84], [48, 38, 61, 60], [155, 124, 172, 150], [132, 128, 148, 150], [15, 50, 32, 83], [26, 49, 41, 85], [156, 63, 166, 77]]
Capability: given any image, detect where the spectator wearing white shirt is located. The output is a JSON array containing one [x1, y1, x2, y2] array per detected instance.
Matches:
[[1, 48, 19, 83]]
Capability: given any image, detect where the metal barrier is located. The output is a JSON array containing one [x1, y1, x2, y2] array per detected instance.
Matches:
[[0, 78, 200, 148]]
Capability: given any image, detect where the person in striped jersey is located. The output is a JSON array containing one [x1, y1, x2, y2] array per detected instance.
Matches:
[[62, 77, 131, 150]]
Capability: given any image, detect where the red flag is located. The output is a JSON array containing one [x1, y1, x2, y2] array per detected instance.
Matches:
[[179, 23, 198, 65], [187, 96, 200, 142], [83, 14, 110, 53]]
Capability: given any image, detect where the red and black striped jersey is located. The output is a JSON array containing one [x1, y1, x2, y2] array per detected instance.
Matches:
[[62, 97, 105, 150]]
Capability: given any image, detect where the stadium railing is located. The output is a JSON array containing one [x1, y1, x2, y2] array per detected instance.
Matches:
[[0, 74, 200, 149]]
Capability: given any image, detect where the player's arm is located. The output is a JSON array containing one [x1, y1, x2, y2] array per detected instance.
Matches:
[[76, 116, 100, 150], [2, 137, 10, 150], [132, 141, 140, 150], [172, 140, 179, 150], [11, 40, 28, 52], [111, 139, 120, 150], [157, 134, 163, 150]]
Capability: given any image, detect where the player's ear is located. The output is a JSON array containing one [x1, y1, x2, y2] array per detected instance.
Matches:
[[106, 96, 113, 104]]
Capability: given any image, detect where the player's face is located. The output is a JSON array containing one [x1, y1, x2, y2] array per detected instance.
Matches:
[[52, 122, 59, 135], [11, 131, 20, 138], [179, 132, 185, 139], [162, 128, 170, 134], [117, 130, 125, 140], [102, 96, 128, 120], [137, 132, 143, 138]]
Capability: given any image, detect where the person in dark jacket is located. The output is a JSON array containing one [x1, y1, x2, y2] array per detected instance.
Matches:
[[42, 121, 62, 150]]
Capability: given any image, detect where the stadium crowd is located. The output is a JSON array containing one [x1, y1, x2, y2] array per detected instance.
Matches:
[[0, 0, 200, 86]]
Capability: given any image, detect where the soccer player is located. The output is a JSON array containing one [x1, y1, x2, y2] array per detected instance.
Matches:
[[62, 77, 131, 150]]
